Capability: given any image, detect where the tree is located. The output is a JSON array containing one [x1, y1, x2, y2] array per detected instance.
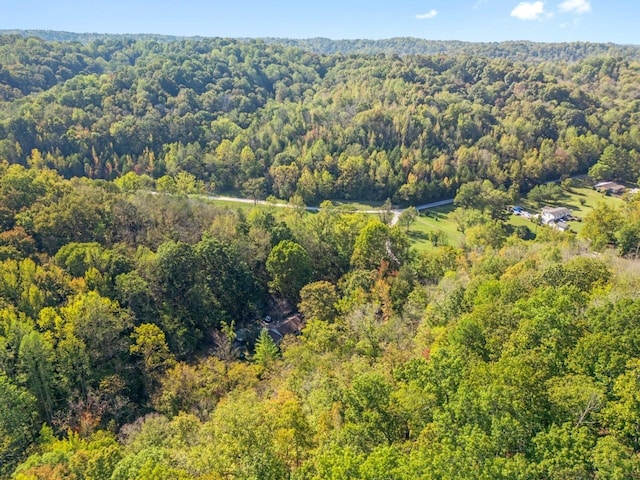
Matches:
[[0, 374, 38, 477], [194, 234, 261, 321], [351, 218, 409, 271], [242, 177, 267, 204], [602, 359, 640, 449], [298, 281, 339, 322], [266, 240, 313, 302], [616, 221, 640, 258], [397, 206, 418, 232], [526, 183, 564, 207], [532, 423, 595, 479], [580, 202, 623, 250], [465, 220, 507, 250], [130, 323, 176, 393], [592, 436, 640, 479], [254, 328, 280, 368], [454, 180, 510, 219], [589, 145, 636, 182], [18, 330, 56, 421], [150, 240, 218, 353], [58, 291, 133, 391]]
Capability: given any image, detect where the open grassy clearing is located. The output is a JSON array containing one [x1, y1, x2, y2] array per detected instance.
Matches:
[[406, 205, 464, 251], [517, 186, 626, 235], [405, 186, 629, 251]]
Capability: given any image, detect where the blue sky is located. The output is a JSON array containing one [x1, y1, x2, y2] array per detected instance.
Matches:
[[1, 0, 637, 45]]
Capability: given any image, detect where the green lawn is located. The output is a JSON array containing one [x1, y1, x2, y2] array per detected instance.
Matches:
[[519, 186, 624, 215], [406, 205, 464, 251], [517, 186, 625, 235], [404, 186, 628, 251]]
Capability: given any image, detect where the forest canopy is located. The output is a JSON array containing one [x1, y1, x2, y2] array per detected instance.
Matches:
[[0, 34, 639, 205], [2, 32, 640, 479]]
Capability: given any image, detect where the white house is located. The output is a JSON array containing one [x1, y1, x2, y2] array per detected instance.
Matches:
[[541, 206, 570, 224]]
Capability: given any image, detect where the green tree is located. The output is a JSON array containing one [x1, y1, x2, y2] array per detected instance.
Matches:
[[454, 180, 511, 219], [130, 323, 176, 393], [397, 206, 418, 232], [0, 374, 38, 477], [18, 330, 56, 421], [266, 240, 313, 302], [254, 328, 280, 368], [298, 281, 339, 322], [465, 220, 507, 250], [580, 202, 623, 250], [242, 177, 267, 204], [351, 218, 409, 271]]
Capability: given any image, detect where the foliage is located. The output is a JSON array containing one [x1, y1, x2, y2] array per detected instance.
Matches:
[[266, 240, 313, 302], [3, 33, 640, 480], [0, 37, 639, 205]]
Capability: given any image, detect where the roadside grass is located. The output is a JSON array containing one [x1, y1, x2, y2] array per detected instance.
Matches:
[[200, 198, 265, 211], [329, 199, 390, 211]]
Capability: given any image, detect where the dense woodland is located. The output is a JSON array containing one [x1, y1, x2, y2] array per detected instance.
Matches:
[[1, 33, 640, 479], [4, 31, 640, 62], [1, 35, 640, 204]]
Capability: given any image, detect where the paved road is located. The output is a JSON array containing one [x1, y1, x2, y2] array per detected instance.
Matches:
[[414, 198, 455, 210], [202, 193, 455, 226]]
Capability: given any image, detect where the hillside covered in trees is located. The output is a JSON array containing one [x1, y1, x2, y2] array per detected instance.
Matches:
[[1, 34, 640, 205], [0, 161, 639, 478], [4, 30, 640, 62], [2, 33, 640, 479]]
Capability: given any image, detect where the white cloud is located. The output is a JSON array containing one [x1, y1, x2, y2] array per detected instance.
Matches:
[[559, 0, 591, 14], [510, 1, 546, 20], [415, 9, 438, 20]]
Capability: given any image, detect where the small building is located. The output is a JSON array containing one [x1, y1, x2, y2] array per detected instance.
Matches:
[[267, 314, 304, 345], [595, 181, 625, 195], [554, 221, 570, 232], [541, 206, 571, 224]]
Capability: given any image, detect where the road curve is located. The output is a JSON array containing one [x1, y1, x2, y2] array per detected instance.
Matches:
[[198, 193, 455, 224]]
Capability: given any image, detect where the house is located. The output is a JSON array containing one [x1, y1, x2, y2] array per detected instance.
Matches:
[[267, 314, 304, 345], [541, 206, 571, 224], [595, 181, 626, 195]]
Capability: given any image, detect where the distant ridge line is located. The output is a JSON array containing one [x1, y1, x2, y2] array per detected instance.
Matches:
[[1, 29, 639, 62]]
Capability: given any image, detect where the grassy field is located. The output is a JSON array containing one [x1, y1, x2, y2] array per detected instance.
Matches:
[[516, 186, 625, 235], [406, 205, 464, 251], [404, 186, 628, 251]]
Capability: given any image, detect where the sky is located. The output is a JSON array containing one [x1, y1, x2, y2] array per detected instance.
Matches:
[[0, 0, 637, 45]]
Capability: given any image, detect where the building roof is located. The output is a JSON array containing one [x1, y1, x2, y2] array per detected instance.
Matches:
[[595, 181, 625, 193], [541, 206, 571, 216]]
